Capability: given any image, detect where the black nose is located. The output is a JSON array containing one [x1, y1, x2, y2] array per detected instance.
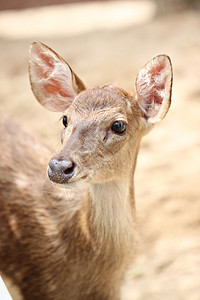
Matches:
[[48, 159, 76, 183]]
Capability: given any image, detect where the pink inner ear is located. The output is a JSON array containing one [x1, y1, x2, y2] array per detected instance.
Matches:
[[35, 50, 73, 98], [29, 42, 83, 112], [43, 79, 73, 98], [30, 43, 77, 112], [136, 56, 171, 120], [146, 63, 165, 107], [35, 50, 54, 79], [38, 51, 54, 68]]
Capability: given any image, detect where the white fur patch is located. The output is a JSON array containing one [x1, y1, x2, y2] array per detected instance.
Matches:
[[89, 180, 135, 245], [15, 174, 28, 189]]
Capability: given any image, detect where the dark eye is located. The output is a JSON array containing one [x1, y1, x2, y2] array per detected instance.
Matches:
[[62, 115, 68, 127], [63, 116, 68, 127], [111, 120, 127, 134]]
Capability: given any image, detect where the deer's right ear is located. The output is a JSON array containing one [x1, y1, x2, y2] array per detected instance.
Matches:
[[29, 42, 86, 112]]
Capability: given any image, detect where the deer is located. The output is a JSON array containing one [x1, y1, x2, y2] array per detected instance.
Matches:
[[0, 41, 172, 300]]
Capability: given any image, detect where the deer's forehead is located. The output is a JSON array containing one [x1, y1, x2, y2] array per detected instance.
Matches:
[[71, 86, 130, 114], [68, 107, 127, 126]]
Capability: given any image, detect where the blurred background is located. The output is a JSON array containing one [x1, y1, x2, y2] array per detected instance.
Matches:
[[0, 0, 200, 299]]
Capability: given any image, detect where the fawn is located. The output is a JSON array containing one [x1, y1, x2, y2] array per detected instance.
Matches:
[[0, 42, 172, 300]]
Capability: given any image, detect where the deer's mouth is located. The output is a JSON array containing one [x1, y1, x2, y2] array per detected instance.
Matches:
[[47, 163, 88, 185]]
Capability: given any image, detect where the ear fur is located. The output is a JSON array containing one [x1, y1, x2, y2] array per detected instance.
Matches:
[[136, 55, 173, 124], [29, 42, 86, 112]]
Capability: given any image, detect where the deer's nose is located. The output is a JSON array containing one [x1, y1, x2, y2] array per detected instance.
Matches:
[[48, 158, 76, 183]]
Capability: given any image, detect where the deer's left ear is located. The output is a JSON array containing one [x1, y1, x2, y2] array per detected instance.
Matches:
[[136, 55, 173, 124]]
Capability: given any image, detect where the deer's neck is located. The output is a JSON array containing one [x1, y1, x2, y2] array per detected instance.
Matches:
[[88, 177, 136, 247]]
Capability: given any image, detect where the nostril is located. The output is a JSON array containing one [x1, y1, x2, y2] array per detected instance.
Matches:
[[63, 161, 75, 175]]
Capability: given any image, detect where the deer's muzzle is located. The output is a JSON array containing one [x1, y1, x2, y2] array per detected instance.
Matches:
[[47, 158, 76, 184]]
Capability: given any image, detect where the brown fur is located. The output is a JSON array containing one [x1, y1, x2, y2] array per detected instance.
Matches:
[[0, 93, 140, 300], [0, 45, 172, 299]]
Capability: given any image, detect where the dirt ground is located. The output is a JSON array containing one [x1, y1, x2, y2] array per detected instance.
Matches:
[[0, 1, 199, 299]]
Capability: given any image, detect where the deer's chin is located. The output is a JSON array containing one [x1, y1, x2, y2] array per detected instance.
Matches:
[[52, 176, 87, 189]]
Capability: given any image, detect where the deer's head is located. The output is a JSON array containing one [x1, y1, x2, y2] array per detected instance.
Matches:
[[29, 42, 172, 185]]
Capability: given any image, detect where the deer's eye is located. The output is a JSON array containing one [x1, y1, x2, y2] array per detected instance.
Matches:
[[111, 121, 127, 134], [62, 116, 68, 127]]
